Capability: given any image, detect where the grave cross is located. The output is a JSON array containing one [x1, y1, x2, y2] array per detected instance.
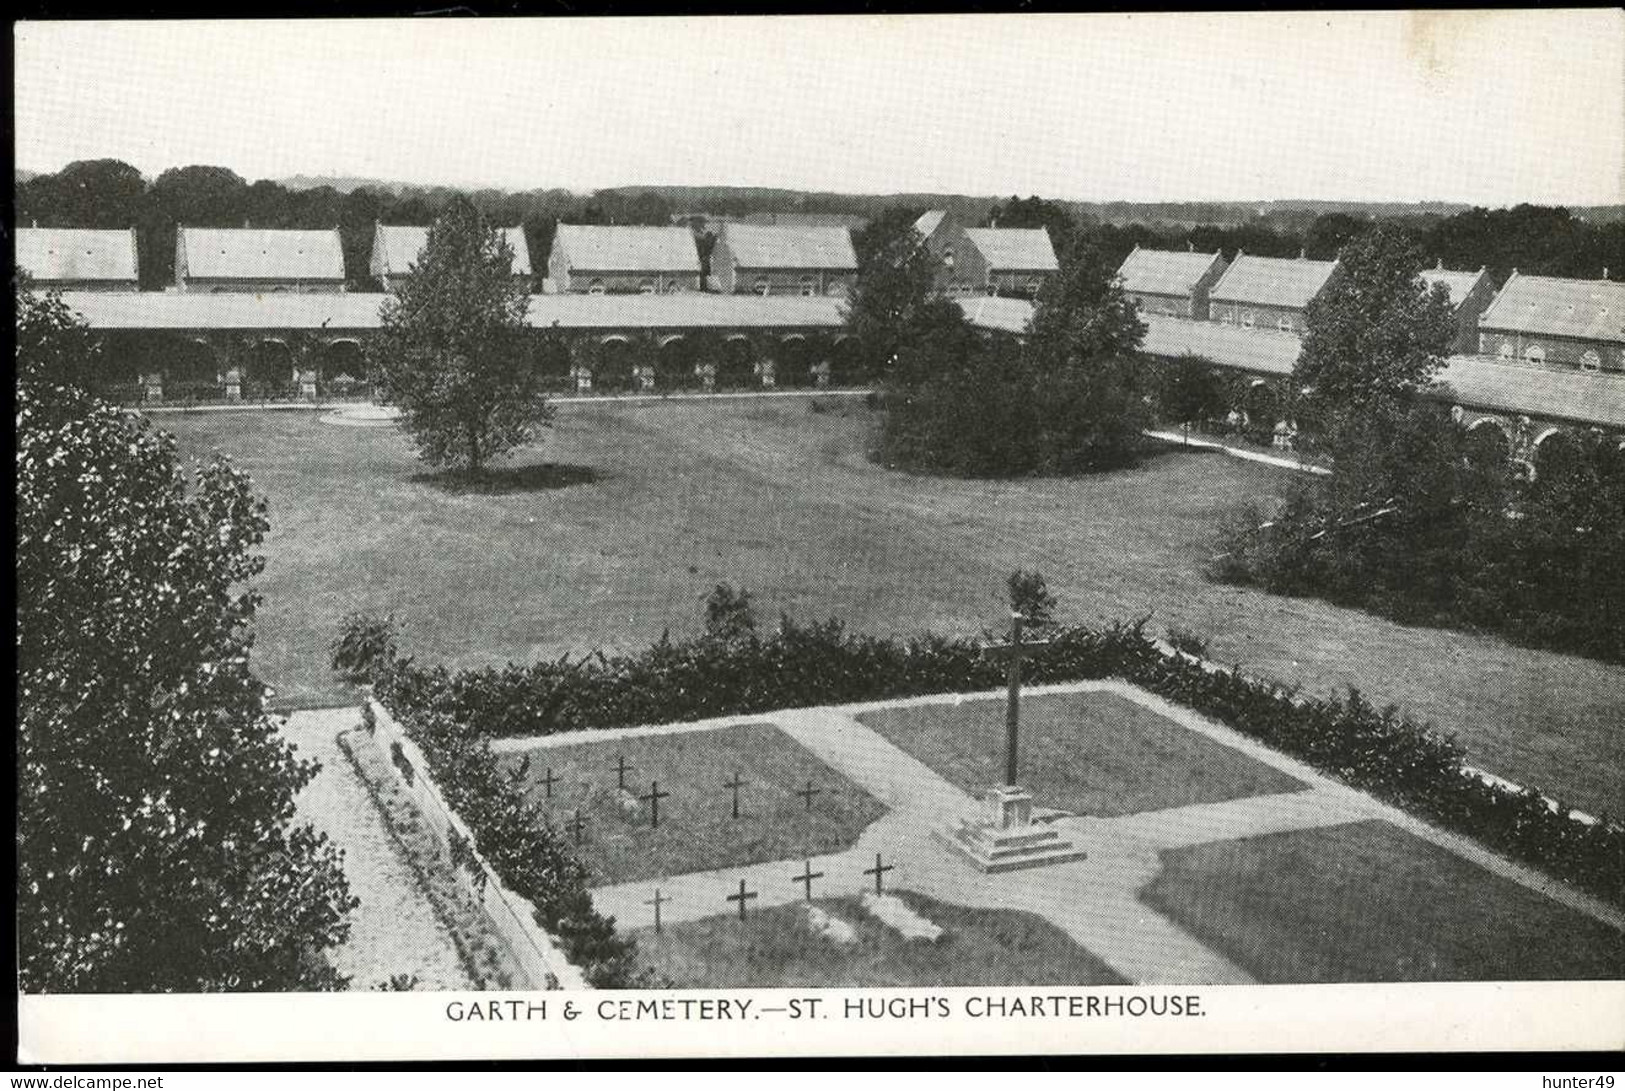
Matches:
[[792, 859, 824, 902], [981, 611, 1052, 788], [723, 772, 746, 819], [640, 780, 671, 829], [538, 766, 559, 800], [795, 780, 824, 812], [644, 888, 669, 934], [726, 878, 758, 921], [569, 809, 587, 845], [864, 852, 895, 895], [613, 754, 635, 791]]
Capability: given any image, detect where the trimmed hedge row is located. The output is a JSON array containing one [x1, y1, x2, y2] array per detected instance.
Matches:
[[370, 611, 1623, 916]]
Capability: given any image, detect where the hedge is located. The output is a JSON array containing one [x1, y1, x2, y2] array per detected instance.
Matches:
[[367, 609, 1623, 919]]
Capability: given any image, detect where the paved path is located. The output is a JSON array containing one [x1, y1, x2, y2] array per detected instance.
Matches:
[[1143, 429, 1332, 475], [557, 680, 1625, 985], [281, 708, 472, 991]]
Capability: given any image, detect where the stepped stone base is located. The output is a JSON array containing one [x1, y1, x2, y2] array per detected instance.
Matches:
[[934, 784, 1086, 873]]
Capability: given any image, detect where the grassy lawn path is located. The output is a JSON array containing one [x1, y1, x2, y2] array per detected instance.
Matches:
[[164, 400, 1625, 816]]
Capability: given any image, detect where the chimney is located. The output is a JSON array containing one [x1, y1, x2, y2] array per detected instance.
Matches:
[[1604, 267, 1610, 280], [243, 217, 251, 229], [1299, 248, 1307, 260], [1187, 240, 1194, 252], [1436, 257, 1444, 270]]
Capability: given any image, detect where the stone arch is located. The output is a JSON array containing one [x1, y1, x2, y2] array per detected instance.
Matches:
[[656, 334, 696, 388], [319, 338, 367, 383], [244, 338, 294, 395], [719, 334, 756, 388], [594, 336, 637, 391], [777, 334, 817, 388], [166, 337, 221, 394], [1240, 379, 1281, 442], [1531, 428, 1586, 485], [1464, 416, 1512, 468], [830, 335, 863, 385]]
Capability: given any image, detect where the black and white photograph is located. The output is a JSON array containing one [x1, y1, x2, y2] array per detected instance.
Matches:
[[12, 10, 1624, 1066]]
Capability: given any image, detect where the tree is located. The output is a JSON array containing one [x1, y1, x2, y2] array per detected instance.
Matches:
[[17, 284, 356, 991], [42, 159, 148, 228], [843, 207, 940, 380], [15, 271, 102, 388], [1152, 354, 1226, 439], [1027, 238, 1146, 364], [1295, 223, 1456, 432], [985, 195, 1078, 261], [370, 198, 553, 475]]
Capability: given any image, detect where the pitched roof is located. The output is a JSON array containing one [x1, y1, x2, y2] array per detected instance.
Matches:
[[17, 228, 138, 283], [1117, 247, 1225, 297], [913, 210, 947, 240], [718, 223, 857, 271], [552, 224, 700, 274], [962, 228, 1059, 273], [372, 224, 532, 277], [955, 295, 1035, 335], [1136, 313, 1625, 428], [1477, 273, 1625, 343], [57, 290, 846, 333], [1209, 255, 1339, 310], [178, 228, 346, 281], [1418, 266, 1489, 309]]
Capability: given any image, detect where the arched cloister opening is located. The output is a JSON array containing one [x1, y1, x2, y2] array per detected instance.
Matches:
[[594, 335, 636, 392], [719, 336, 756, 389], [319, 339, 368, 396], [777, 334, 817, 388], [245, 339, 294, 398], [164, 338, 222, 400], [830, 336, 863, 386], [656, 334, 697, 390], [1463, 418, 1512, 471], [1532, 429, 1589, 487], [1240, 379, 1281, 444]]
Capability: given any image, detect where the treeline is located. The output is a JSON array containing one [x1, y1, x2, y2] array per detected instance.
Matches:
[[14, 159, 676, 291]]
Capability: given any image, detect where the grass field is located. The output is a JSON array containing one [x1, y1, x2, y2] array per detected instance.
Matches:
[[499, 723, 887, 885], [857, 691, 1303, 816], [631, 889, 1128, 988], [161, 398, 1625, 817], [1140, 819, 1625, 982]]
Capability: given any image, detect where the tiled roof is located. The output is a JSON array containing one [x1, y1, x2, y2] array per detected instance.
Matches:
[[1478, 273, 1625, 343], [718, 223, 857, 271], [913, 210, 947, 240], [552, 224, 700, 274], [373, 224, 532, 277], [1137, 314, 1625, 428], [1418, 266, 1489, 309], [962, 228, 1059, 273], [1209, 255, 1338, 310], [1117, 247, 1224, 297], [17, 228, 138, 283], [57, 291, 846, 332], [179, 228, 346, 281]]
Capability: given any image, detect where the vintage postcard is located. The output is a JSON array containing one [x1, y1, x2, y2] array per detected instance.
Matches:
[[12, 10, 1625, 1067]]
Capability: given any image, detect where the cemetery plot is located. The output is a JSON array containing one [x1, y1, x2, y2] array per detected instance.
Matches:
[[857, 690, 1304, 818], [501, 722, 887, 885], [1140, 819, 1625, 982], [632, 889, 1129, 988]]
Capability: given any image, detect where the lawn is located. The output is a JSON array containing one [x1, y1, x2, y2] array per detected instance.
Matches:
[[1140, 819, 1625, 982], [500, 722, 887, 885], [857, 690, 1303, 816], [631, 889, 1128, 988], [160, 398, 1625, 817]]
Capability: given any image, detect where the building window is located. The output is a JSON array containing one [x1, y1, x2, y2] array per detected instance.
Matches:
[[1241, 310, 1256, 329], [1580, 350, 1601, 373], [1524, 343, 1545, 365], [1219, 308, 1235, 325], [665, 281, 681, 294], [639, 280, 656, 295], [588, 280, 605, 295], [801, 277, 816, 297], [1498, 339, 1514, 359], [755, 281, 770, 296], [1277, 315, 1293, 332], [826, 281, 844, 296]]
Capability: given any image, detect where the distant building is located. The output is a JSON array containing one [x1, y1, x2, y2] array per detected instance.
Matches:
[[710, 223, 858, 296], [914, 211, 1058, 298], [17, 227, 139, 291], [1418, 262, 1496, 355], [1116, 245, 1229, 320], [1476, 272, 1625, 373], [370, 223, 532, 291], [545, 225, 701, 294], [1208, 253, 1339, 333], [175, 227, 346, 293]]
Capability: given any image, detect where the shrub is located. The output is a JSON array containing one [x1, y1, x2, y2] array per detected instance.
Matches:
[[704, 583, 757, 643], [331, 612, 400, 683], [1164, 626, 1209, 659], [1008, 570, 1058, 630]]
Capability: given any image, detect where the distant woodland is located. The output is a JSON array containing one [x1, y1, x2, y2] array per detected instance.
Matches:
[[16, 159, 1623, 290]]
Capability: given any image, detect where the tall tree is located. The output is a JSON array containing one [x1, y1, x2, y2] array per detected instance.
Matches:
[[1027, 237, 1146, 364], [1295, 222, 1456, 426], [370, 197, 552, 475], [46, 159, 148, 228], [16, 283, 356, 992], [842, 206, 940, 380]]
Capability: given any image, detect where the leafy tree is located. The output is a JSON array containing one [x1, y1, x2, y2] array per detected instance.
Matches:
[[17, 286, 356, 991], [1027, 238, 1146, 364], [1150, 354, 1226, 438], [370, 198, 552, 475], [15, 271, 101, 388], [1304, 212, 1371, 259], [1295, 223, 1456, 431], [37, 159, 147, 228], [843, 207, 940, 380], [985, 195, 1078, 260], [1007, 570, 1058, 631]]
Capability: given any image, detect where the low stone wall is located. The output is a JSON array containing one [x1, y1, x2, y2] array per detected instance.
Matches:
[[365, 697, 590, 989]]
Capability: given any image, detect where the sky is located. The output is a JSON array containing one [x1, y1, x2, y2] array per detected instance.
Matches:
[[13, 12, 1625, 206]]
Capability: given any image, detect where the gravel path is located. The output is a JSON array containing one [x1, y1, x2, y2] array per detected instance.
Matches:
[[281, 707, 472, 991]]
